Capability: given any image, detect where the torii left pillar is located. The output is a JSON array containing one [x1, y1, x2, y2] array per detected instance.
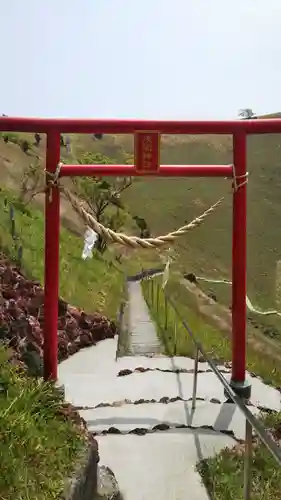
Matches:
[[44, 131, 61, 381]]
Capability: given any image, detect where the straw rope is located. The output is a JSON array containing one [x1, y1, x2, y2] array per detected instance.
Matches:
[[45, 163, 224, 249]]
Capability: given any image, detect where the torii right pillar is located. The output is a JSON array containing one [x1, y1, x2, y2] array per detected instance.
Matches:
[[230, 131, 251, 400]]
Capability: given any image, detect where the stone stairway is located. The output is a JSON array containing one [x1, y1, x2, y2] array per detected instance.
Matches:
[[58, 282, 281, 500], [127, 281, 162, 355]]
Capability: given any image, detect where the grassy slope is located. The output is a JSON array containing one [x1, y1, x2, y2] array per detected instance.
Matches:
[[63, 123, 281, 308], [197, 411, 281, 500], [123, 130, 281, 338], [125, 133, 281, 306], [0, 188, 125, 319], [0, 346, 85, 500], [142, 276, 281, 387], [72, 123, 281, 338], [1, 118, 281, 499], [2, 122, 281, 333]]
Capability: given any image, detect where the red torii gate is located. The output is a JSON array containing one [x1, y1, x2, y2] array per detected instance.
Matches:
[[1, 116, 280, 399]]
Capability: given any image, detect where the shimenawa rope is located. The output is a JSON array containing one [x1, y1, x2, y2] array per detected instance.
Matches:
[[45, 162, 227, 249]]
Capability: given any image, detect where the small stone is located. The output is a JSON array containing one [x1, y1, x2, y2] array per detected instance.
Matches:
[[112, 400, 126, 407], [118, 369, 132, 377], [107, 427, 122, 435], [96, 402, 110, 408], [170, 396, 181, 403], [152, 423, 170, 432], [129, 428, 147, 436], [96, 465, 122, 500], [159, 396, 170, 404], [210, 397, 221, 404]]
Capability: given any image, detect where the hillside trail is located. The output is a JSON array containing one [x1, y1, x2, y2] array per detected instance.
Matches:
[[58, 280, 281, 500]]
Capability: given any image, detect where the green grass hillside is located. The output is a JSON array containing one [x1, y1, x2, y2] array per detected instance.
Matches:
[[1, 116, 281, 332], [0, 346, 86, 500], [0, 188, 125, 318], [74, 118, 281, 313], [124, 133, 281, 304], [2, 116, 281, 500], [0, 186, 160, 319], [124, 131, 281, 339]]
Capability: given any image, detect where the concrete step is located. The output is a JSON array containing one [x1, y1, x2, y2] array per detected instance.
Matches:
[[58, 340, 227, 379], [80, 400, 260, 441], [116, 355, 218, 373], [61, 369, 281, 411], [96, 430, 235, 500]]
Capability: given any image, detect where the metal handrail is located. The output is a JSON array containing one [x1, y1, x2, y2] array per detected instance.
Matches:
[[145, 278, 281, 500], [116, 278, 128, 360]]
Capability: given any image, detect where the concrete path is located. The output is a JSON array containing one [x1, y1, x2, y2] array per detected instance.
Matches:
[[58, 283, 281, 500], [127, 281, 162, 355]]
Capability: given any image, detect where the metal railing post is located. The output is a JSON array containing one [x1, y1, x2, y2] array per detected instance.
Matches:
[[243, 419, 253, 500], [192, 347, 199, 410]]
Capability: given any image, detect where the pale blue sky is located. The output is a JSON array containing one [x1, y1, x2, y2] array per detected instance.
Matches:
[[1, 0, 280, 119]]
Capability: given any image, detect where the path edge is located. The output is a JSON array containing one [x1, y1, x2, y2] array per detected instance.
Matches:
[[60, 440, 99, 500]]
